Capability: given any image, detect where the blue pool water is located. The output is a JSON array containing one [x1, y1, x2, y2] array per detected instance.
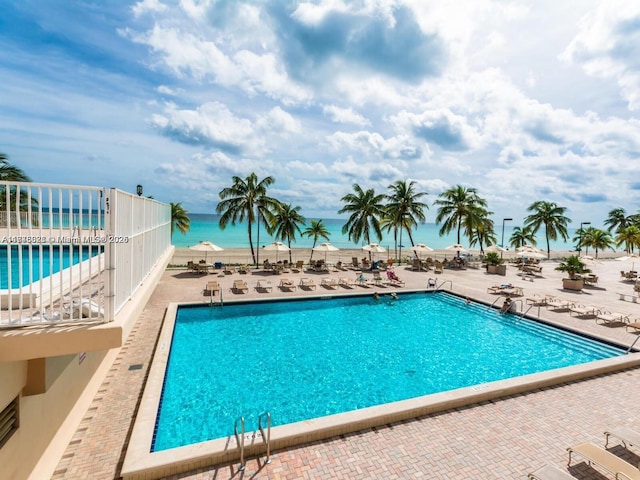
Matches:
[[152, 293, 624, 452], [0, 244, 102, 288]]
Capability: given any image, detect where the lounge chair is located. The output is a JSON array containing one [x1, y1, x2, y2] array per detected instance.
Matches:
[[71, 298, 104, 318], [595, 311, 630, 326], [232, 279, 248, 293], [255, 280, 272, 292], [567, 442, 640, 479], [291, 260, 304, 273], [546, 297, 573, 311], [338, 277, 356, 289], [434, 261, 443, 274], [502, 286, 524, 297], [569, 304, 599, 318], [605, 426, 640, 450], [223, 265, 237, 275], [386, 270, 405, 287], [487, 285, 504, 294], [238, 264, 249, 274], [320, 278, 339, 289], [626, 320, 640, 333], [356, 273, 372, 287], [527, 465, 576, 480], [526, 294, 550, 306], [279, 278, 297, 291], [299, 277, 316, 290], [204, 281, 220, 295]]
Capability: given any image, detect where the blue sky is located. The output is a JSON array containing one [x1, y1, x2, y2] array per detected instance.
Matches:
[[1, 0, 639, 227]]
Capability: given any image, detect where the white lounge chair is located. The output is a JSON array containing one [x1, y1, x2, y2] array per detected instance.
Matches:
[[595, 311, 630, 326], [338, 277, 356, 289], [320, 278, 339, 289], [527, 465, 576, 480], [567, 442, 640, 479]]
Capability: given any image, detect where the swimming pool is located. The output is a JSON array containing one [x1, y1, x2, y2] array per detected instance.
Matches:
[[152, 292, 624, 452], [0, 244, 101, 288]]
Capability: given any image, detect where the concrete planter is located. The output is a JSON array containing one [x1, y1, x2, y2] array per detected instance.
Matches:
[[562, 278, 584, 291], [487, 265, 507, 276]]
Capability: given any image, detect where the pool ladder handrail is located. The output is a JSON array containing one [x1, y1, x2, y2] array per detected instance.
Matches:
[[209, 289, 223, 307], [627, 335, 640, 354], [435, 280, 452, 291], [258, 411, 272, 464], [234, 416, 245, 471]]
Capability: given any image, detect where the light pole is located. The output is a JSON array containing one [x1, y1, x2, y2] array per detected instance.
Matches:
[[501, 218, 513, 259], [136, 184, 143, 197], [578, 221, 591, 256]]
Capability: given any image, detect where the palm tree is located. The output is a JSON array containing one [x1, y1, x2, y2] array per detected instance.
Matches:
[[0, 154, 31, 181], [434, 185, 487, 244], [467, 213, 496, 253], [524, 201, 571, 259], [604, 208, 632, 233], [272, 203, 305, 263], [217, 173, 280, 265], [170, 202, 190, 237], [573, 225, 594, 255], [338, 184, 386, 249], [581, 228, 614, 258], [615, 225, 640, 254], [384, 180, 428, 260], [303, 219, 331, 261], [0, 154, 36, 227], [509, 226, 537, 249]]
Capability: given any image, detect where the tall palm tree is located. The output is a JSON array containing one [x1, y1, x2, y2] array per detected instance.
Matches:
[[217, 173, 280, 265], [434, 185, 487, 244], [524, 201, 571, 259], [338, 184, 386, 249], [384, 180, 428, 260], [573, 225, 594, 255], [603, 208, 632, 233], [509, 226, 537, 248], [581, 228, 614, 258], [170, 202, 190, 237], [509, 226, 537, 249], [615, 225, 640, 254], [272, 203, 305, 263], [303, 219, 331, 261], [467, 212, 496, 253]]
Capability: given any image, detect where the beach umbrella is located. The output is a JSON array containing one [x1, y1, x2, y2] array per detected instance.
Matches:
[[485, 245, 507, 254], [362, 243, 386, 262], [445, 243, 468, 257], [263, 241, 290, 262], [189, 241, 224, 262], [515, 249, 546, 259], [312, 242, 339, 262], [412, 243, 434, 259]]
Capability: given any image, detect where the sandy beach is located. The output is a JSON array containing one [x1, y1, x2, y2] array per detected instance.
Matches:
[[171, 245, 626, 266]]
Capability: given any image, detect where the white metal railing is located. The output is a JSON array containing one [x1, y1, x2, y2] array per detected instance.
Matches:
[[0, 182, 171, 328]]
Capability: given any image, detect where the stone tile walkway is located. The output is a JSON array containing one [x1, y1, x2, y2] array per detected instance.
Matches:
[[51, 261, 640, 479]]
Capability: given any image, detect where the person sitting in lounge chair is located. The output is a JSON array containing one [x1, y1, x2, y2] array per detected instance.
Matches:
[[388, 270, 400, 282], [500, 296, 513, 313]]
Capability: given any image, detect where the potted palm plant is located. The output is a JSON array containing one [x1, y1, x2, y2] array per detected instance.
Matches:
[[485, 252, 506, 276], [555, 255, 590, 291]]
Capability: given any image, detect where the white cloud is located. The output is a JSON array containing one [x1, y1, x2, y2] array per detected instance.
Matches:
[[132, 0, 167, 18], [561, 1, 640, 110], [323, 105, 370, 126]]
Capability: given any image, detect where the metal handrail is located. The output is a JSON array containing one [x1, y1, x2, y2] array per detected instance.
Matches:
[[626, 336, 640, 354], [435, 280, 452, 291], [234, 416, 245, 471], [258, 411, 272, 464]]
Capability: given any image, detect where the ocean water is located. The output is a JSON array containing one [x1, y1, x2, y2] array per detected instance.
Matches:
[[172, 213, 576, 251]]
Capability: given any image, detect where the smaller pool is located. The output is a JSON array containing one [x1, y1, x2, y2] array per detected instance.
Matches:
[[152, 292, 625, 451], [0, 244, 102, 288]]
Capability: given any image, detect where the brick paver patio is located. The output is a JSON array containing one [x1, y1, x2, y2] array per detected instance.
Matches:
[[51, 260, 640, 479]]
